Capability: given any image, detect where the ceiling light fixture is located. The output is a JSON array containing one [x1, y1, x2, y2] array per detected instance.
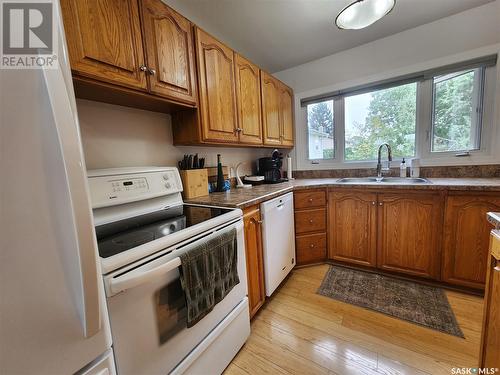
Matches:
[[335, 0, 396, 30]]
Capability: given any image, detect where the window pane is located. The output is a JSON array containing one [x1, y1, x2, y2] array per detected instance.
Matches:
[[344, 83, 417, 161], [432, 69, 482, 152], [307, 100, 334, 159]]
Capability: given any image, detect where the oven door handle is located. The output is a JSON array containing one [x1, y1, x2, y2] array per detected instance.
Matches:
[[109, 257, 181, 295], [107, 220, 243, 296]]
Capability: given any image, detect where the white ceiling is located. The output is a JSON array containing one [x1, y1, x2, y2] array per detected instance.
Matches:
[[164, 0, 494, 73]]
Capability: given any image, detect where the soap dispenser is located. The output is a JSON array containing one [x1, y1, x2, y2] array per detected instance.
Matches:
[[400, 158, 407, 178]]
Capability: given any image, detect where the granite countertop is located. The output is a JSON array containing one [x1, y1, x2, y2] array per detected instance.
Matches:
[[487, 212, 500, 229], [185, 178, 500, 209]]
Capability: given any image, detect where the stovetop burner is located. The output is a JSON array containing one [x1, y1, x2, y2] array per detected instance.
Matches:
[[95, 204, 233, 258]]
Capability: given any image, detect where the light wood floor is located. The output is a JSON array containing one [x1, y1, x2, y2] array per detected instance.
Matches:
[[225, 264, 484, 375]]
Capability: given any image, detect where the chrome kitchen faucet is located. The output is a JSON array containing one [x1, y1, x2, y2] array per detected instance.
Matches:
[[376, 143, 393, 178]]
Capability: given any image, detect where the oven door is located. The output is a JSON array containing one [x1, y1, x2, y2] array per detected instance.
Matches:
[[103, 219, 247, 375]]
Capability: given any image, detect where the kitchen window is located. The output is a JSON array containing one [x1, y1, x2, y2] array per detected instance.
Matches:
[[431, 68, 484, 153], [344, 83, 417, 161], [307, 100, 334, 159], [301, 56, 496, 168]]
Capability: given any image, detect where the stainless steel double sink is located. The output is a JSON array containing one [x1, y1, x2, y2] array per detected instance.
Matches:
[[336, 177, 431, 184]]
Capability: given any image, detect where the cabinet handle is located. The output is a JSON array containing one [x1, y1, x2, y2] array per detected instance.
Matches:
[[147, 68, 156, 75], [139, 65, 148, 72], [257, 220, 263, 225], [494, 260, 500, 272]]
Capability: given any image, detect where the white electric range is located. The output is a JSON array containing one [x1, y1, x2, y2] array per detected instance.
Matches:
[[87, 167, 250, 375]]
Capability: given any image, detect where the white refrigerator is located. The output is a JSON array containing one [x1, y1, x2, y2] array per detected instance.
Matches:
[[0, 3, 115, 375]]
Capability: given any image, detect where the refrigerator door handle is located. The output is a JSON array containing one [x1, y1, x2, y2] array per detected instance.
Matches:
[[41, 10, 101, 338]]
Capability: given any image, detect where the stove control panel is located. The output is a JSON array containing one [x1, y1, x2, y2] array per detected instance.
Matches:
[[87, 167, 183, 209]]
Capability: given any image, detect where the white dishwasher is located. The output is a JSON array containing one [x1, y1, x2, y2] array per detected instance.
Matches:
[[260, 192, 296, 296]]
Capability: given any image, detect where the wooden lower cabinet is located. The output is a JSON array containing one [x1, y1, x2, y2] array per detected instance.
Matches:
[[328, 191, 377, 268], [377, 193, 443, 279], [442, 194, 500, 289], [243, 205, 266, 318], [295, 189, 328, 266], [479, 230, 500, 368]]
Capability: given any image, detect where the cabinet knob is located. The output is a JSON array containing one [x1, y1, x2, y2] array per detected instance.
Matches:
[[372, 201, 375, 205], [139, 65, 147, 72], [236, 127, 242, 132], [379, 202, 383, 206], [147, 68, 156, 75], [310, 244, 315, 248], [309, 219, 313, 223], [308, 198, 313, 203], [257, 220, 263, 224]]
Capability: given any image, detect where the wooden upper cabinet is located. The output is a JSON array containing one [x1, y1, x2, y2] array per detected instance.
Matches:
[[261, 71, 282, 146], [234, 54, 263, 145], [377, 193, 443, 279], [442, 195, 500, 289], [243, 206, 266, 318], [280, 84, 294, 147], [140, 0, 197, 105], [329, 191, 377, 268], [195, 28, 238, 143], [60, 0, 147, 90]]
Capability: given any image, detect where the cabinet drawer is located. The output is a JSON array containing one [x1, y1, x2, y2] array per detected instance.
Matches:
[[296, 233, 327, 265], [294, 190, 326, 209], [295, 208, 326, 234]]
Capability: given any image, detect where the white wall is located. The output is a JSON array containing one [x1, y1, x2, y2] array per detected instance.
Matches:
[[274, 2, 500, 170], [77, 99, 274, 176]]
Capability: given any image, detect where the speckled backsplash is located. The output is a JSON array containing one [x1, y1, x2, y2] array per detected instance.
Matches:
[[293, 164, 500, 179]]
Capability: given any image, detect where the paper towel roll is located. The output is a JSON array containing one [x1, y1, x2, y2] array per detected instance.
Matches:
[[287, 155, 293, 180]]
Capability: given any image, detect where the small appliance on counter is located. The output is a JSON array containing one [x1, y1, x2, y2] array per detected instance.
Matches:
[[244, 175, 265, 186], [258, 149, 288, 184]]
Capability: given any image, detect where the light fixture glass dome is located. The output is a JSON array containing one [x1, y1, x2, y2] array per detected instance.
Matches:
[[335, 0, 396, 30]]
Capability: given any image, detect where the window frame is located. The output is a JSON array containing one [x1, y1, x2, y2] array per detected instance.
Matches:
[[305, 99, 335, 161], [299, 64, 496, 170], [429, 67, 485, 154]]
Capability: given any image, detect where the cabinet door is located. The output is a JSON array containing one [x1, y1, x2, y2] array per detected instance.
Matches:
[[479, 233, 500, 368], [234, 54, 263, 145], [243, 206, 266, 318], [442, 195, 500, 289], [261, 72, 282, 146], [140, 0, 197, 105], [195, 28, 238, 143], [329, 191, 377, 267], [280, 84, 294, 147], [60, 0, 147, 90], [377, 193, 443, 279]]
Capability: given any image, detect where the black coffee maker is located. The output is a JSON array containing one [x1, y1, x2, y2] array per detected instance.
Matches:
[[258, 149, 287, 184]]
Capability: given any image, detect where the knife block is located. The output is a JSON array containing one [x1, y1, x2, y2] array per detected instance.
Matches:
[[180, 169, 209, 199]]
